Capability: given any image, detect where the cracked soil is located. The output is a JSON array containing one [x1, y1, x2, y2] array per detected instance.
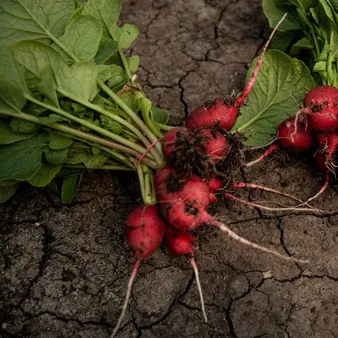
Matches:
[[1, 0, 338, 337]]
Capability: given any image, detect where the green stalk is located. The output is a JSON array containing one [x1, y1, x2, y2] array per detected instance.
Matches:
[[26, 95, 150, 156], [65, 164, 133, 171], [118, 48, 132, 80], [61, 93, 164, 165], [2, 109, 159, 169], [97, 81, 160, 146], [155, 122, 175, 131], [142, 164, 156, 204], [136, 162, 151, 204]]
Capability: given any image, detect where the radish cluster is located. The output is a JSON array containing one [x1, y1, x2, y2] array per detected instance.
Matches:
[[112, 15, 314, 337], [247, 85, 338, 200]]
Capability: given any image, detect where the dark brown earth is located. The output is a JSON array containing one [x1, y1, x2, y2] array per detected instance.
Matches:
[[1, 0, 338, 337]]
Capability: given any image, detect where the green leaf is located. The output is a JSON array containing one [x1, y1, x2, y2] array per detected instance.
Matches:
[[232, 50, 316, 146], [28, 163, 62, 187], [97, 64, 128, 88], [100, 115, 123, 134], [313, 60, 327, 71], [45, 147, 69, 165], [0, 46, 27, 115], [331, 0, 338, 12], [82, 0, 121, 40], [49, 132, 73, 150], [112, 24, 139, 49], [0, 184, 19, 203], [270, 31, 295, 51], [10, 118, 39, 134], [95, 39, 119, 64], [0, 0, 75, 44], [319, 0, 338, 25], [0, 179, 19, 186], [61, 172, 83, 203], [0, 132, 50, 180], [0, 120, 35, 144], [262, 0, 303, 31], [55, 15, 102, 61], [59, 62, 98, 102], [13, 41, 98, 103], [290, 37, 314, 56], [128, 55, 140, 73], [84, 153, 109, 169], [151, 106, 170, 125]]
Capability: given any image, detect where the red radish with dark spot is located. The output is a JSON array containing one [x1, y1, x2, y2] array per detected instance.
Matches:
[[304, 85, 338, 133], [154, 166, 309, 263], [186, 98, 238, 131], [206, 176, 222, 204], [111, 204, 166, 338], [185, 14, 287, 131], [155, 166, 210, 208], [246, 115, 315, 167], [166, 227, 207, 322], [161, 127, 192, 160], [196, 128, 230, 162]]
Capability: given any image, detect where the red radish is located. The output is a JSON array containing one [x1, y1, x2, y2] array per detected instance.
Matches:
[[111, 204, 166, 338], [316, 132, 338, 165], [166, 227, 207, 322], [246, 115, 315, 167], [195, 128, 230, 162], [207, 176, 222, 204], [161, 127, 192, 160], [304, 85, 338, 133], [155, 166, 308, 263], [315, 151, 328, 172], [185, 14, 287, 131], [155, 166, 210, 208], [186, 98, 238, 131], [278, 115, 315, 150]]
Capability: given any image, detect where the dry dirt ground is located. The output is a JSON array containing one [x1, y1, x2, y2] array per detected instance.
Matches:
[[1, 0, 338, 337]]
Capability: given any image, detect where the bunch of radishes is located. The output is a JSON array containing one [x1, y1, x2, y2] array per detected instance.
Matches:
[[247, 85, 338, 201], [110, 15, 314, 337]]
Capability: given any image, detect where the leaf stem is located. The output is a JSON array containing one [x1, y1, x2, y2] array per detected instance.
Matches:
[[64, 164, 133, 171], [97, 81, 160, 145], [68, 96, 164, 165], [1, 109, 159, 169], [118, 48, 132, 80], [26, 95, 150, 157]]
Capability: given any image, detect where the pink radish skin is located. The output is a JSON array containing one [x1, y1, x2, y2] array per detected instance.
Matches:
[[165, 227, 208, 322], [186, 99, 238, 131], [316, 132, 338, 163], [278, 116, 315, 151], [154, 166, 210, 208], [304, 85, 338, 133], [111, 204, 166, 338], [315, 151, 328, 172], [161, 127, 191, 160], [196, 128, 230, 162], [246, 115, 315, 167], [206, 176, 222, 204], [166, 227, 196, 256]]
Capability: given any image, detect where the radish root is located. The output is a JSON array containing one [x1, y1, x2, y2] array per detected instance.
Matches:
[[189, 257, 208, 323], [211, 219, 309, 264], [111, 259, 141, 338], [225, 192, 323, 213]]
